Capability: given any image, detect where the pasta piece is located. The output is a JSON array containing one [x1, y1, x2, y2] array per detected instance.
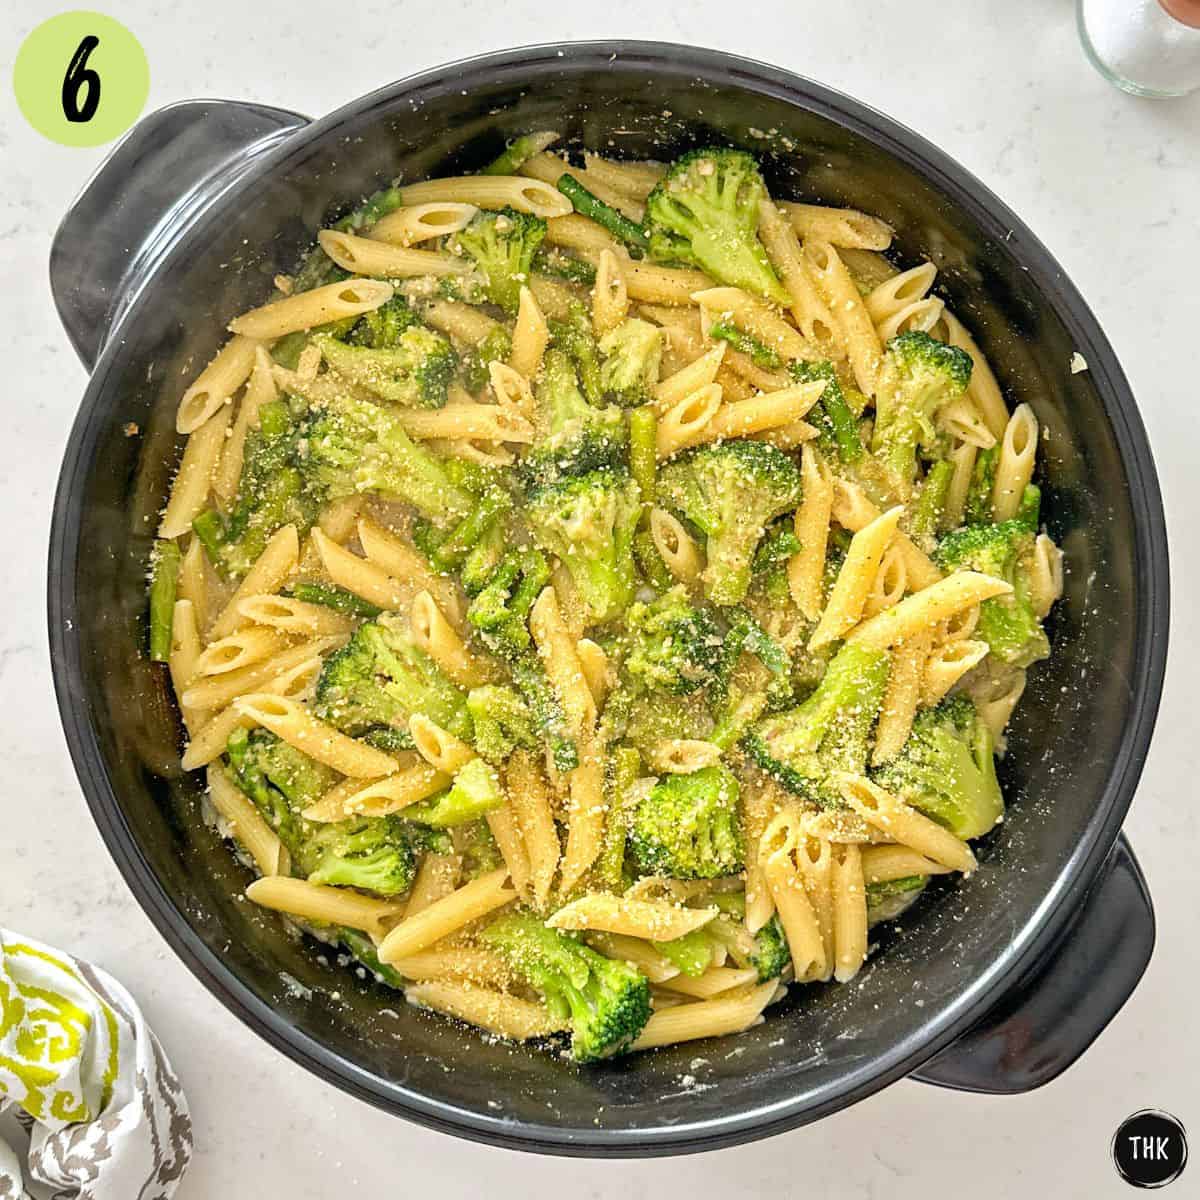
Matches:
[[877, 296, 945, 343], [655, 384, 722, 459], [194, 627, 291, 677], [654, 343, 727, 412], [847, 572, 1012, 651], [837, 775, 977, 873], [781, 202, 893, 250], [420, 297, 501, 346], [966, 666, 1028, 744], [938, 311, 1009, 440], [921, 639, 989, 707], [759, 810, 826, 981], [176, 334, 258, 435], [938, 396, 997, 450], [592, 249, 629, 336], [487, 800, 532, 901], [489, 361, 537, 419], [625, 260, 715, 306], [992, 403, 1038, 522], [180, 636, 344, 712], [547, 893, 718, 942], [864, 263, 937, 325], [228, 278, 393, 339], [506, 750, 560, 910], [742, 778, 778, 935], [530, 588, 596, 739], [398, 404, 534, 443], [810, 506, 904, 649], [410, 591, 492, 689], [788, 444, 835, 621], [804, 238, 883, 394], [158, 405, 231, 538], [311, 527, 410, 613], [673, 383, 822, 454], [356, 517, 465, 627], [871, 631, 932, 766], [575, 638, 611, 711], [181, 655, 323, 770], [177, 539, 211, 635], [580, 153, 665, 199], [527, 275, 579, 321], [691, 286, 812, 361], [1028, 533, 1064, 619], [630, 980, 777, 1051], [400, 174, 573, 218], [208, 524, 300, 640], [585, 933, 679, 983], [860, 844, 952, 884], [409, 715, 475, 777], [406, 981, 565, 1041], [206, 763, 290, 876], [317, 229, 472, 279], [648, 740, 723, 774], [212, 345, 275, 504], [367, 201, 478, 246], [427, 438, 515, 468], [756, 199, 839, 345], [550, 563, 589, 641], [558, 745, 606, 897], [384, 946, 511, 987], [236, 593, 355, 638], [829, 842, 868, 982], [863, 543, 908, 620], [303, 762, 447, 822], [519, 153, 642, 220], [168, 599, 206, 735], [377, 869, 516, 962], [404, 852, 463, 915], [233, 694, 400, 777], [792, 828, 834, 980], [656, 966, 760, 999], [245, 876, 404, 939], [649, 508, 704, 585], [544, 212, 622, 256], [943, 440, 979, 529], [509, 286, 550, 379]]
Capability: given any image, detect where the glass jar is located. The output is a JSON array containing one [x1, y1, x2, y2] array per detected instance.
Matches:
[[1078, 0, 1200, 96]]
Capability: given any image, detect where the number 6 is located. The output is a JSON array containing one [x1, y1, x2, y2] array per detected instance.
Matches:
[[63, 35, 101, 123]]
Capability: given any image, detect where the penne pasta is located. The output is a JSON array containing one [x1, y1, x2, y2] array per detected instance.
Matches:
[[409, 714, 476, 775], [803, 238, 884, 394], [377, 869, 516, 963], [992, 404, 1039, 522], [367, 202, 478, 246], [236, 593, 355, 638], [303, 762, 448, 822], [782, 202, 894, 250], [506, 750, 560, 910], [208, 524, 300, 640], [630, 980, 777, 1050], [401, 174, 573, 219], [206, 763, 290, 877], [860, 844, 953, 884], [406, 981, 565, 1041], [158, 406, 231, 539], [548, 893, 718, 942], [592, 249, 630, 336], [245, 876, 405, 939], [847, 571, 1012, 651], [649, 508, 704, 585], [212, 345, 274, 504], [229, 278, 393, 339], [509, 286, 550, 379], [176, 334, 259, 435]]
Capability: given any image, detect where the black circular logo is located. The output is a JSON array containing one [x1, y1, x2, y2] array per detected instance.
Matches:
[[1112, 1110, 1188, 1188]]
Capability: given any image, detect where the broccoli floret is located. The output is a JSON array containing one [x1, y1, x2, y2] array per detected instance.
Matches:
[[597, 318, 664, 407], [225, 727, 338, 844], [964, 446, 999, 525], [644, 148, 789, 304], [193, 400, 316, 579], [623, 585, 722, 695], [653, 929, 713, 978], [549, 303, 604, 404], [299, 392, 472, 524], [658, 439, 802, 606], [789, 359, 863, 465], [628, 764, 743, 880], [314, 618, 471, 740], [305, 815, 420, 895], [935, 519, 1050, 667], [316, 326, 456, 409], [459, 325, 514, 394], [526, 470, 641, 625], [519, 349, 626, 492], [714, 607, 794, 712], [481, 912, 651, 1061], [403, 757, 504, 827], [347, 294, 423, 348], [708, 320, 783, 369], [873, 695, 1002, 839], [454, 207, 547, 314], [466, 548, 550, 659], [871, 331, 973, 492], [866, 875, 928, 926], [467, 685, 537, 762], [749, 914, 790, 981], [743, 641, 889, 807]]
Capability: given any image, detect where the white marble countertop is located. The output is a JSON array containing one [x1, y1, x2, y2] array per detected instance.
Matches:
[[3, 0, 1197, 1194]]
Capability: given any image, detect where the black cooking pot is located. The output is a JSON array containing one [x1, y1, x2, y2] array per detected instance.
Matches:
[[48, 43, 1168, 1155]]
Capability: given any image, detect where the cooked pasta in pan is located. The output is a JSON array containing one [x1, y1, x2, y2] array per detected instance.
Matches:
[[146, 134, 1062, 1063]]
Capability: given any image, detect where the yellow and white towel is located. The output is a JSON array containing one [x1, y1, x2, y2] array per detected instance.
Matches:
[[0, 930, 191, 1198]]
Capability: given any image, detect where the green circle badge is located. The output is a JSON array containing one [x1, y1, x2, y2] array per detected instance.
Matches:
[[13, 12, 149, 147]]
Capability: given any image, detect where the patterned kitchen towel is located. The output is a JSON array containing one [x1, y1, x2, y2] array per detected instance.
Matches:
[[0, 930, 191, 1199]]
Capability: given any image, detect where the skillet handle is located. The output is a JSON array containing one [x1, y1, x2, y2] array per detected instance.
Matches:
[[910, 833, 1154, 1094], [49, 98, 309, 370]]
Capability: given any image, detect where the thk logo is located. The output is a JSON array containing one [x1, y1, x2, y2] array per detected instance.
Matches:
[[1112, 1110, 1188, 1188]]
